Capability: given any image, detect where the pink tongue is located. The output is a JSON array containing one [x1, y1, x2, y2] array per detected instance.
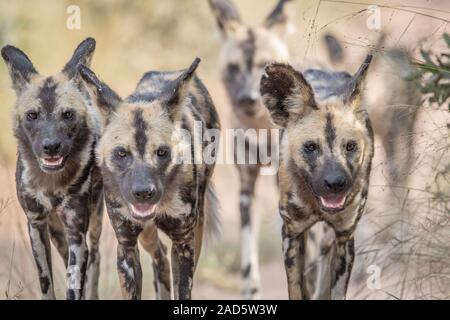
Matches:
[[131, 203, 156, 217], [320, 195, 345, 208]]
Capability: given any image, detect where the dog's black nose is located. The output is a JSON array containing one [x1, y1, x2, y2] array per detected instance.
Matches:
[[132, 185, 156, 201], [238, 92, 258, 105], [324, 175, 347, 193], [42, 139, 62, 156]]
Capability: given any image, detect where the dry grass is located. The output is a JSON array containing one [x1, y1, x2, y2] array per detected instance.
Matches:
[[348, 103, 449, 300]]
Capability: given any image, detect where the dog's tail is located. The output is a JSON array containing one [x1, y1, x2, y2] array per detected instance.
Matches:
[[203, 181, 222, 246]]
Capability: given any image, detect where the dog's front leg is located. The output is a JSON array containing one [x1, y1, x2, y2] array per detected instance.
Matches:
[[19, 190, 56, 299], [27, 211, 55, 299], [139, 226, 171, 300], [117, 241, 142, 299], [236, 164, 261, 299], [281, 224, 307, 300], [171, 236, 195, 300], [61, 198, 89, 300], [331, 235, 355, 300]]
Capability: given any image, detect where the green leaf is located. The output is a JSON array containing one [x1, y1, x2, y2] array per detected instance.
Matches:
[[443, 33, 450, 47]]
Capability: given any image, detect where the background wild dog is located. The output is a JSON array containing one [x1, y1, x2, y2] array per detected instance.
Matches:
[[324, 33, 420, 196], [79, 58, 221, 300], [1, 38, 104, 299], [321, 34, 422, 276], [208, 0, 293, 299], [260, 55, 374, 299]]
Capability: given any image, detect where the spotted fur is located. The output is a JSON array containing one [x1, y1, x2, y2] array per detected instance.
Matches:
[[79, 58, 221, 300], [261, 55, 375, 300], [323, 34, 421, 243], [208, 0, 293, 299], [324, 33, 420, 188], [1, 38, 104, 300]]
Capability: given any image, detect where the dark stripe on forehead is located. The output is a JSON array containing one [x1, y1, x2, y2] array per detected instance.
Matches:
[[242, 29, 256, 71], [325, 113, 336, 152], [38, 77, 57, 113], [133, 109, 148, 158]]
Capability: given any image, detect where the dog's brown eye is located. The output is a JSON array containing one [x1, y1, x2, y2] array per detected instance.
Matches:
[[304, 142, 318, 153], [115, 148, 128, 158], [63, 111, 74, 120], [346, 141, 357, 152], [156, 146, 170, 158], [26, 112, 38, 121]]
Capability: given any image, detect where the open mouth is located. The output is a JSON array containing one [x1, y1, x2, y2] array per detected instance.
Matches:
[[40, 156, 64, 170], [319, 194, 346, 213], [130, 203, 157, 220]]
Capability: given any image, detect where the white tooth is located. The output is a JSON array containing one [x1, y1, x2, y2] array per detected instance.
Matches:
[[131, 204, 156, 217], [42, 157, 63, 166], [320, 196, 345, 208]]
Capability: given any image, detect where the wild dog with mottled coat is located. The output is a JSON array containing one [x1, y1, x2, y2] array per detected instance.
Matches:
[[324, 33, 420, 190], [1, 38, 104, 299], [260, 55, 374, 299], [324, 34, 422, 249], [208, 0, 293, 299], [78, 58, 221, 300]]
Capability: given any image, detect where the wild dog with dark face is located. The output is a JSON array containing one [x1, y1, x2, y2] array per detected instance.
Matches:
[[324, 33, 420, 190], [260, 55, 374, 299], [79, 58, 221, 300], [1, 38, 104, 299], [208, 0, 293, 299], [323, 34, 422, 250]]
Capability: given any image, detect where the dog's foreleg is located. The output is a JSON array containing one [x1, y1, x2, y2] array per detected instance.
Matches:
[[48, 211, 68, 267], [117, 242, 142, 299], [139, 226, 171, 300], [308, 223, 335, 299], [171, 238, 195, 300], [331, 236, 355, 300], [85, 199, 103, 300], [281, 224, 307, 300], [27, 215, 55, 300], [238, 165, 260, 299], [61, 201, 89, 300]]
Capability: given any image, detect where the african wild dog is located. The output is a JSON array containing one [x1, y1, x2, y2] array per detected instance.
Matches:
[[208, 0, 293, 299], [78, 58, 221, 300], [324, 34, 421, 241], [260, 55, 374, 299], [1, 38, 103, 299], [324, 33, 420, 189]]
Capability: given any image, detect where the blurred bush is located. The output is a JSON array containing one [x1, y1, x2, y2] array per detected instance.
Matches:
[[413, 33, 450, 108]]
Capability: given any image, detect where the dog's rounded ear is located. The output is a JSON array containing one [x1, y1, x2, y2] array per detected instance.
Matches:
[[260, 62, 317, 127], [263, 0, 295, 38], [63, 37, 96, 79], [78, 64, 121, 120], [1, 45, 39, 96], [208, 0, 242, 37], [345, 54, 373, 109]]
